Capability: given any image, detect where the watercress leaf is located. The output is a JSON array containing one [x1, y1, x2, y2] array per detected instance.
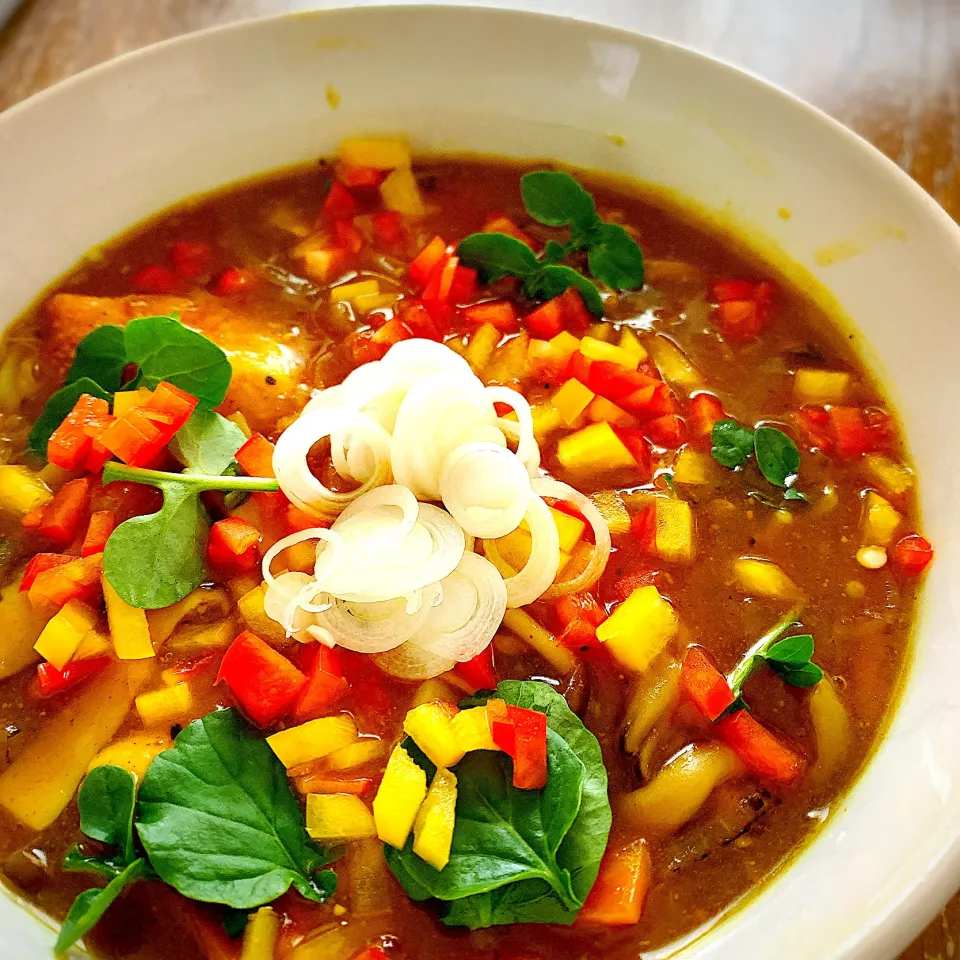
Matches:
[[711, 419, 755, 469], [585, 222, 645, 290], [55, 858, 148, 955], [773, 661, 824, 689], [543, 239, 568, 264], [527, 265, 605, 317], [520, 171, 598, 231], [77, 765, 138, 865], [103, 478, 209, 610], [170, 409, 247, 476], [457, 233, 539, 283], [783, 487, 808, 502], [62, 848, 126, 881], [66, 325, 128, 393], [754, 426, 801, 488], [124, 315, 232, 409], [28, 378, 112, 458], [136, 708, 337, 909], [766, 634, 814, 666]]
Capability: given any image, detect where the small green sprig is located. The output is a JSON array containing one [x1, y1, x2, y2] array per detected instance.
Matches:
[[710, 419, 806, 501]]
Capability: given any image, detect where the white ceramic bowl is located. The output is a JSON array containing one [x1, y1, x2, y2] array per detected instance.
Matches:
[[1, 7, 959, 959]]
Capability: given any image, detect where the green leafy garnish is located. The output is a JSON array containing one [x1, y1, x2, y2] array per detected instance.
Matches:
[[66, 325, 128, 392], [458, 171, 644, 317], [137, 709, 337, 908], [101, 462, 277, 609], [710, 419, 755, 469], [170, 409, 247, 476], [710, 419, 806, 500], [28, 378, 112, 459], [385, 680, 611, 929]]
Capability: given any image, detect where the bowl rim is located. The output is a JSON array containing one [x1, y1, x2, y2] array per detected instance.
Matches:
[[1, 5, 959, 958]]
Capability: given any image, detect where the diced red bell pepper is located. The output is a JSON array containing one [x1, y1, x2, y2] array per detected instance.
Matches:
[[558, 288, 592, 334], [145, 382, 199, 432], [336, 164, 386, 189], [217, 630, 308, 728], [211, 267, 257, 297], [21, 505, 46, 531], [891, 533, 934, 575], [348, 331, 388, 365], [321, 181, 359, 220], [716, 300, 762, 341], [397, 300, 443, 341], [452, 646, 497, 692], [644, 414, 685, 449], [98, 409, 164, 467], [863, 406, 894, 450], [36, 656, 112, 699], [333, 219, 364, 255], [292, 645, 350, 722], [463, 300, 519, 333], [207, 517, 261, 572], [170, 241, 213, 281], [499, 704, 548, 790], [47, 394, 112, 470], [629, 504, 656, 554], [372, 317, 414, 349], [82, 510, 116, 557], [20, 553, 74, 591], [93, 479, 163, 523], [587, 362, 675, 419], [164, 654, 217, 685], [236, 433, 277, 478], [449, 265, 478, 304], [524, 297, 564, 340], [487, 698, 516, 754], [795, 404, 833, 453], [371, 210, 404, 245], [689, 393, 725, 444], [28, 553, 103, 610], [715, 709, 805, 785], [37, 477, 93, 547], [133, 264, 177, 295], [754, 281, 776, 319], [679, 646, 736, 722], [712, 279, 758, 302], [828, 406, 873, 458], [555, 592, 607, 630], [557, 618, 601, 652], [613, 426, 653, 478], [409, 236, 449, 288], [422, 254, 459, 304], [351, 949, 389, 960], [564, 350, 593, 387], [483, 214, 536, 249], [608, 569, 664, 603], [577, 840, 652, 926]]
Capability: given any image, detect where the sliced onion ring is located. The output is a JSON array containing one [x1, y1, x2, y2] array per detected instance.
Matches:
[[313, 592, 431, 654], [374, 639, 456, 680], [487, 386, 540, 477], [494, 493, 560, 608], [262, 570, 319, 642], [533, 477, 612, 598]]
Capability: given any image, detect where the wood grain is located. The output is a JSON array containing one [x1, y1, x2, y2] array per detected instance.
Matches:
[[0, 1, 958, 957]]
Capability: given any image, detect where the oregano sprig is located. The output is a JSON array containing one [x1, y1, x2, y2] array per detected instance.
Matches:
[[710, 419, 807, 501]]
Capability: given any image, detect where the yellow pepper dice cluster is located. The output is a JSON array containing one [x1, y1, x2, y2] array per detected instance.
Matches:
[[597, 586, 679, 674]]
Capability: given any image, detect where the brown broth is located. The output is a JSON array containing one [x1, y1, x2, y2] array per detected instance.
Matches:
[[0, 155, 921, 960]]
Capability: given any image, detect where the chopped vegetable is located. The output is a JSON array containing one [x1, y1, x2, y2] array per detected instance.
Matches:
[[403, 700, 464, 769], [891, 533, 934, 575], [34, 599, 100, 670], [861, 490, 901, 546], [267, 715, 358, 768], [103, 576, 155, 660], [373, 745, 428, 850], [412, 768, 458, 870], [577, 840, 652, 925], [596, 586, 678, 673], [306, 794, 376, 843], [135, 682, 193, 727], [557, 421, 636, 473], [733, 557, 800, 599]]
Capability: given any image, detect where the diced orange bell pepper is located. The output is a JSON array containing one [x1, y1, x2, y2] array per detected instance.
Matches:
[[47, 395, 111, 470], [235, 433, 276, 478], [452, 646, 496, 692], [292, 645, 350, 722], [488, 701, 548, 790], [144, 381, 199, 432], [28, 553, 103, 611], [207, 517, 261, 572], [828, 406, 873, 458], [483, 214, 536, 248], [321, 181, 358, 220], [688, 392, 725, 444], [577, 840, 652, 926], [409, 236, 449, 288], [20, 553, 74, 592], [679, 646, 736, 722], [82, 510, 116, 558], [463, 300, 519, 333], [37, 477, 92, 547], [715, 709, 805, 785]]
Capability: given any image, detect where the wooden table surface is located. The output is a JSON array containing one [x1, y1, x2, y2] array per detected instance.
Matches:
[[0, 0, 957, 957]]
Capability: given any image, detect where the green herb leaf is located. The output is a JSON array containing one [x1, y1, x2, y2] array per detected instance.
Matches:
[[124, 316, 231, 409], [66, 325, 128, 393], [783, 487, 808, 502], [585, 222, 645, 290], [170, 409, 247, 476], [527, 265, 605, 316], [27, 378, 112, 458], [136, 708, 337, 909], [766, 634, 814, 666], [543, 239, 568, 264], [710, 419, 755, 469], [55, 859, 148, 954], [457, 233, 540, 283], [520, 171, 598, 231], [753, 426, 801, 488], [77, 765, 138, 865], [771, 660, 824, 689], [726, 607, 804, 704]]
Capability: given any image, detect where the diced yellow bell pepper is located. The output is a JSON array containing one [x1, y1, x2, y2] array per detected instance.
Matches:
[[590, 489, 631, 535], [655, 498, 695, 564], [648, 336, 701, 388], [485, 525, 571, 579], [237, 582, 288, 645], [0, 465, 52, 516], [88, 732, 172, 781], [672, 449, 714, 485], [530, 402, 564, 440], [241, 906, 280, 960], [112, 387, 154, 417], [75, 628, 112, 660], [331, 279, 380, 303], [548, 330, 582, 361], [793, 368, 851, 404], [579, 336, 639, 370], [306, 794, 376, 843], [618, 327, 648, 362], [380, 166, 426, 216], [136, 682, 193, 728], [862, 454, 914, 497], [587, 322, 616, 343], [733, 558, 800, 599], [0, 571, 53, 682], [34, 600, 100, 671], [585, 395, 636, 427], [502, 608, 576, 674], [353, 293, 398, 315], [374, 745, 428, 849], [166, 619, 238, 657], [529, 505, 586, 553], [267, 715, 358, 769], [103, 576, 155, 661], [597, 586, 678, 673], [465, 322, 500, 374], [861, 490, 901, 546], [147, 586, 232, 648], [325, 737, 389, 772], [412, 677, 459, 707], [301, 248, 347, 283], [557, 421, 636, 474], [226, 411, 253, 439], [413, 768, 458, 870], [339, 137, 411, 170], [403, 701, 464, 769], [486, 331, 529, 384], [551, 378, 595, 426], [450, 706, 498, 752]]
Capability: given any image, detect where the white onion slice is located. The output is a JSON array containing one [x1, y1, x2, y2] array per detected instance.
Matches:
[[262, 570, 319, 642], [273, 407, 392, 519], [380, 338, 473, 379], [496, 494, 560, 608], [314, 593, 431, 654], [261, 527, 343, 589], [412, 553, 507, 662], [374, 640, 457, 680], [440, 442, 530, 539], [487, 386, 540, 476], [533, 477, 612, 597]]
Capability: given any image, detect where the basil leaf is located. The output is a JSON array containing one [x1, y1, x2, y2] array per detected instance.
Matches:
[[171, 409, 247, 476], [77, 765, 138, 865], [66, 325, 128, 393], [124, 316, 231, 409], [754, 426, 801, 487], [137, 709, 337, 908], [773, 660, 824, 689], [27, 378, 112, 458], [520, 171, 598, 231], [526, 265, 605, 317], [710, 419, 755, 469], [766, 634, 814, 666], [55, 859, 148, 954], [457, 233, 540, 283], [585, 222, 645, 290]]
